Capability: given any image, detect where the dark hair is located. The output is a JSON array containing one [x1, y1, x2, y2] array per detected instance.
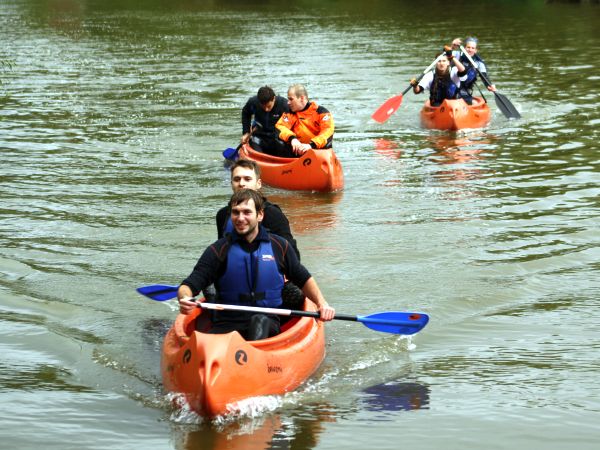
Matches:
[[230, 159, 261, 179], [229, 188, 265, 213], [257, 86, 275, 105], [430, 53, 451, 99]]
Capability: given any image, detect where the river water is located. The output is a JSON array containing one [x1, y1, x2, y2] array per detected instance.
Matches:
[[1, 1, 599, 449]]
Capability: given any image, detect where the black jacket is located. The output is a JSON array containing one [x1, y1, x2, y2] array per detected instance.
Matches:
[[241, 95, 289, 137]]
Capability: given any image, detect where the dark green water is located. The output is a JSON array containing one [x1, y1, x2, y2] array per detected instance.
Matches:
[[1, 1, 599, 449]]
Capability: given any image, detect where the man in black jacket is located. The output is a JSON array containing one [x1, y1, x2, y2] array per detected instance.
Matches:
[[241, 86, 289, 155], [216, 159, 299, 258]]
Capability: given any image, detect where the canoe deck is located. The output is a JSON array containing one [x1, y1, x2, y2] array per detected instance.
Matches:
[[420, 97, 491, 131], [238, 144, 344, 192], [160, 300, 326, 418]]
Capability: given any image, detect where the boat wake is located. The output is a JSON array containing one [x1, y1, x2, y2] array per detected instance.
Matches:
[[217, 396, 283, 424], [165, 391, 283, 425], [166, 393, 203, 424]]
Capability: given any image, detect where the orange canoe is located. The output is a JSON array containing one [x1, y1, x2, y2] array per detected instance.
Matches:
[[420, 97, 491, 130], [238, 144, 344, 192], [160, 300, 326, 418]]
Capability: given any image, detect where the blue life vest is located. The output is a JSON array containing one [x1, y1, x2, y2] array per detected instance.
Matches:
[[430, 73, 458, 106], [459, 54, 485, 91], [217, 238, 284, 308]]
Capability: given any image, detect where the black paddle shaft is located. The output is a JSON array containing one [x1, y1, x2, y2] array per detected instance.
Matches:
[[289, 310, 358, 321]]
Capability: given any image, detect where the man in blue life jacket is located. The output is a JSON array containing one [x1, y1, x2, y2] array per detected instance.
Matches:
[[178, 189, 335, 341], [204, 159, 304, 308], [451, 37, 497, 105]]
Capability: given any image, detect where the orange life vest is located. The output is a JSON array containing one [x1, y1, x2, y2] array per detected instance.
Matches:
[[275, 101, 334, 149]]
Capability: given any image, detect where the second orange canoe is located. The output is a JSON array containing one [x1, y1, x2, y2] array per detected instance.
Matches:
[[238, 144, 344, 192], [420, 97, 491, 131]]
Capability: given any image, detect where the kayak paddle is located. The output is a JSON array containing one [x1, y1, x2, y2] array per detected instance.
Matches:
[[371, 54, 444, 124], [223, 123, 261, 160], [222, 143, 242, 160], [459, 45, 521, 120], [136, 284, 429, 336]]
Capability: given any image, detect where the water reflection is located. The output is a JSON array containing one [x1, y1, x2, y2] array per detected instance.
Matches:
[[44, 0, 83, 33], [373, 138, 402, 159], [267, 192, 342, 235], [425, 132, 495, 183], [361, 380, 430, 413], [172, 416, 283, 450], [373, 133, 496, 199], [171, 404, 336, 450]]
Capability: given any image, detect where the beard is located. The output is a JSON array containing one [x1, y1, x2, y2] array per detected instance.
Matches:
[[235, 221, 258, 238]]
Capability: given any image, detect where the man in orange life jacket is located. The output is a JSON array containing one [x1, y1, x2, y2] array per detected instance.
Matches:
[[178, 189, 335, 341], [275, 84, 334, 158]]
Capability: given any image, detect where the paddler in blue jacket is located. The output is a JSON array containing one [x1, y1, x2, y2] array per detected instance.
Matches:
[[451, 37, 498, 104], [178, 188, 335, 341]]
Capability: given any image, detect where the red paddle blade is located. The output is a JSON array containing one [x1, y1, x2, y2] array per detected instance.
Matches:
[[371, 94, 404, 123]]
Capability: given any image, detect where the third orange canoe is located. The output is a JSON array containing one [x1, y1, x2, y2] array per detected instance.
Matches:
[[420, 97, 491, 131]]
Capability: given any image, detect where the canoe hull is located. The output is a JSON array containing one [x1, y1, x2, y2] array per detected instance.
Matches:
[[160, 300, 325, 418], [420, 97, 491, 131], [238, 144, 344, 192]]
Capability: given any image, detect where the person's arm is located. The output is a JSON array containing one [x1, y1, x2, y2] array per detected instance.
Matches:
[[309, 106, 334, 150], [241, 98, 254, 140], [275, 112, 297, 143], [177, 285, 197, 315], [301, 277, 335, 321], [178, 241, 224, 314], [451, 55, 466, 74], [451, 38, 463, 59], [477, 60, 497, 91], [444, 45, 466, 74], [414, 71, 433, 93], [411, 77, 423, 94], [274, 235, 333, 320]]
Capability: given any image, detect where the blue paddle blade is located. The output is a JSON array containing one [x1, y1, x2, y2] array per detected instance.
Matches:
[[357, 312, 429, 335], [136, 284, 178, 301], [222, 147, 237, 159], [222, 143, 242, 160]]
